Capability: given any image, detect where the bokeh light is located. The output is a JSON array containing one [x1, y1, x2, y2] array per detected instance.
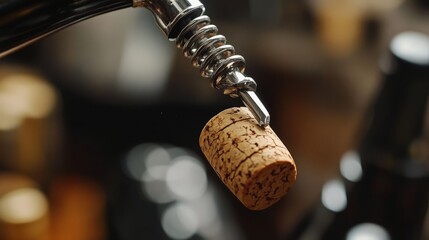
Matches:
[[321, 179, 347, 212], [340, 151, 363, 182], [125, 143, 171, 180], [391, 31, 429, 65], [346, 223, 391, 240], [0, 73, 56, 130], [166, 156, 208, 201], [0, 188, 48, 224], [161, 203, 199, 240], [123, 143, 232, 239]]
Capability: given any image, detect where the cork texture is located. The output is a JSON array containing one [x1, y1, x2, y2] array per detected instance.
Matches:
[[199, 107, 297, 210]]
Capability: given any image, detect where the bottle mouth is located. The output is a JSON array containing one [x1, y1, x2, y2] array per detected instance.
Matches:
[[390, 31, 429, 66]]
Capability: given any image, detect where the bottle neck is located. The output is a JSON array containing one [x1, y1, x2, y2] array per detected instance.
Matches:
[[360, 32, 429, 169], [0, 0, 133, 57], [361, 65, 429, 160]]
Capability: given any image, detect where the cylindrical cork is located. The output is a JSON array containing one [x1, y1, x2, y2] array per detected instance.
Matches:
[[199, 107, 297, 210]]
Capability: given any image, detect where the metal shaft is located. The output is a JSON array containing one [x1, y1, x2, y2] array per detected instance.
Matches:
[[239, 91, 270, 127]]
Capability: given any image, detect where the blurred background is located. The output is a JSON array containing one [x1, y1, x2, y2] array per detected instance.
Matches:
[[0, 0, 428, 239]]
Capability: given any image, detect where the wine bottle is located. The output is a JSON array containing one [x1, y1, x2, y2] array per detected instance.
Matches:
[[289, 31, 429, 240], [326, 31, 429, 240]]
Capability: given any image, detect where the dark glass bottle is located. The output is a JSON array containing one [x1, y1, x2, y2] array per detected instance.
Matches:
[[290, 31, 429, 240], [327, 31, 429, 240], [0, 0, 133, 55]]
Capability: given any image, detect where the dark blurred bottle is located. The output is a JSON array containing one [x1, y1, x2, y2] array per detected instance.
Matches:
[[289, 31, 429, 240]]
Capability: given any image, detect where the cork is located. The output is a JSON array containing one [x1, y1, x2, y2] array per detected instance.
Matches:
[[199, 107, 297, 210]]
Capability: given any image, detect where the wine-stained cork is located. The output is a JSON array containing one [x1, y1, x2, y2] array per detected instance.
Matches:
[[200, 107, 297, 210]]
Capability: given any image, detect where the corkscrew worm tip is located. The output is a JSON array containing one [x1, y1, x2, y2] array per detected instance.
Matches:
[[239, 91, 270, 127]]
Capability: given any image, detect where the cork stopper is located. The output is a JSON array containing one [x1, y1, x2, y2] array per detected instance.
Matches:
[[199, 107, 297, 210]]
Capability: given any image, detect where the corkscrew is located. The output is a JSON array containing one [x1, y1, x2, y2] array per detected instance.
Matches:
[[0, 0, 270, 126], [135, 0, 269, 126]]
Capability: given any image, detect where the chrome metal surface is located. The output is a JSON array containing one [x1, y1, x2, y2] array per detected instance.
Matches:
[[138, 0, 205, 39], [132, 0, 145, 7], [169, 7, 270, 126], [239, 91, 270, 127]]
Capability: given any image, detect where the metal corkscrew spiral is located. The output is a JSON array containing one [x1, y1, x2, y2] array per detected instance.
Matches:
[[138, 0, 270, 126], [176, 15, 270, 126], [175, 15, 255, 96]]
